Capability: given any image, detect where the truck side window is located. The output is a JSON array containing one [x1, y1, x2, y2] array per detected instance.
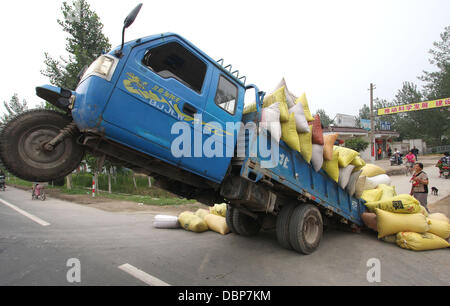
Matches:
[[215, 76, 238, 115], [142, 42, 207, 93]]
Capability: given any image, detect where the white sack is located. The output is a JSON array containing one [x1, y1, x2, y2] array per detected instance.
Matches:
[[288, 103, 310, 133], [339, 165, 355, 190], [346, 170, 362, 197], [364, 174, 392, 190], [311, 144, 324, 172], [153, 215, 180, 229], [259, 103, 282, 143]]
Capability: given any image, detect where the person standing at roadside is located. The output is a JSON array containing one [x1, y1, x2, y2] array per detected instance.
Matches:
[[412, 146, 419, 161], [410, 163, 429, 212]]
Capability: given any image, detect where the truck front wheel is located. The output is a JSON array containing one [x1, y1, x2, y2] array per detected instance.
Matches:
[[0, 110, 85, 182], [289, 204, 323, 255]]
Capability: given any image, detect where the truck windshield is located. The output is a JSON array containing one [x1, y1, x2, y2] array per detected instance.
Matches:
[[142, 42, 207, 93]]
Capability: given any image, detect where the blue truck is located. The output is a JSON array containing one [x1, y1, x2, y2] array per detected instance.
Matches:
[[0, 4, 365, 254]]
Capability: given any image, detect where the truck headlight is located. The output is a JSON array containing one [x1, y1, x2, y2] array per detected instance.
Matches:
[[81, 55, 118, 82]]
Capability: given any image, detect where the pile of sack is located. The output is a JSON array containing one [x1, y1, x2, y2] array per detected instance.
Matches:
[[361, 175, 450, 251], [153, 204, 231, 236]]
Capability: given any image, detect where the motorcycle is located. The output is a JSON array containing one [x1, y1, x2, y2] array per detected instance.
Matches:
[[390, 153, 403, 166], [0, 175, 5, 191]]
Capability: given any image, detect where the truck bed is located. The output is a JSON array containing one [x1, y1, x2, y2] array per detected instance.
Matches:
[[238, 113, 366, 227]]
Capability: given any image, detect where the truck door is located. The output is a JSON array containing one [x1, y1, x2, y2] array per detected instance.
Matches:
[[179, 72, 244, 183], [102, 38, 211, 167]]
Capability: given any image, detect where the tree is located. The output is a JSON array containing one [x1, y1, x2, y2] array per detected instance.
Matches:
[[42, 0, 112, 186], [315, 109, 334, 127], [42, 0, 111, 90], [356, 104, 371, 128], [345, 138, 369, 153], [1, 94, 28, 125]]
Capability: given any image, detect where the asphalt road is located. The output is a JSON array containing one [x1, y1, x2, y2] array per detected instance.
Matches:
[[0, 186, 449, 286]]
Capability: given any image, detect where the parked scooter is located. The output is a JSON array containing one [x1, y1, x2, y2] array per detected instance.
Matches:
[[390, 153, 403, 166], [0, 175, 5, 191]]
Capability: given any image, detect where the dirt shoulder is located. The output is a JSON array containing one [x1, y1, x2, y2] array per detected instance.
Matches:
[[429, 195, 450, 216], [10, 184, 210, 216]]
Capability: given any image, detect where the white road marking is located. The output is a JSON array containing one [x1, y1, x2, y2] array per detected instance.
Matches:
[[118, 264, 171, 286], [0, 198, 51, 227]]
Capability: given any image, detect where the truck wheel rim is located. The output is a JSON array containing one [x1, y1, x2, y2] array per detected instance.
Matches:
[[18, 126, 68, 169], [304, 215, 319, 245]]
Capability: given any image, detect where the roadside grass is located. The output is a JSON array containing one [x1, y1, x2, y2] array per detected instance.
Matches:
[[5, 175, 196, 207]]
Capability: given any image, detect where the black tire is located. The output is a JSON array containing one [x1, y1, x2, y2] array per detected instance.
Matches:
[[276, 204, 297, 250], [226, 205, 239, 234], [233, 209, 261, 237], [0, 110, 85, 182], [289, 204, 323, 255]]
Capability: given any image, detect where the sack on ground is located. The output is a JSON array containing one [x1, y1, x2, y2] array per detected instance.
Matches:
[[259, 103, 282, 143], [426, 218, 450, 239], [289, 102, 310, 133], [311, 144, 324, 172], [361, 189, 383, 203], [311, 115, 324, 145], [282, 113, 301, 152], [153, 215, 180, 229], [195, 209, 211, 220], [346, 170, 362, 197], [298, 126, 313, 163], [382, 235, 397, 244], [428, 213, 449, 223], [376, 209, 430, 239], [419, 205, 429, 217], [334, 146, 359, 168], [396, 232, 450, 251], [296, 93, 315, 122], [361, 164, 386, 178], [205, 214, 230, 235], [364, 174, 392, 190], [179, 212, 209, 233], [339, 165, 355, 190], [355, 175, 367, 199], [365, 194, 421, 214], [210, 204, 227, 218], [323, 134, 339, 161], [377, 184, 397, 201], [361, 212, 378, 232], [322, 150, 340, 183]]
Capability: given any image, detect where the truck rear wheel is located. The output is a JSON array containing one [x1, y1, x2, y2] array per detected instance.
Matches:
[[233, 209, 261, 237], [0, 110, 85, 182], [226, 205, 239, 234], [289, 204, 323, 255], [276, 204, 297, 250]]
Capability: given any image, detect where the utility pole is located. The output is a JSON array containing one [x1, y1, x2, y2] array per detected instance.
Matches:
[[370, 83, 376, 162]]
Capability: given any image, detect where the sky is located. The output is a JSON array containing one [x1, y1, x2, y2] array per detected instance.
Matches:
[[0, 0, 449, 119]]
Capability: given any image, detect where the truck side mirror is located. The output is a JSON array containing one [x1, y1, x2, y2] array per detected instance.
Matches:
[[116, 3, 143, 58]]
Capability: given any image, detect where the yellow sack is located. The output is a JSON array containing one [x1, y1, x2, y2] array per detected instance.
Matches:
[[361, 164, 386, 178], [195, 209, 211, 220], [322, 150, 339, 183], [396, 232, 450, 251], [419, 205, 429, 217], [428, 213, 449, 223], [179, 212, 209, 233], [351, 156, 366, 168], [377, 184, 397, 201], [209, 204, 227, 218], [298, 126, 313, 163], [205, 214, 230, 235], [427, 218, 450, 239], [296, 93, 315, 122], [365, 194, 421, 214], [381, 235, 397, 244], [282, 113, 301, 152], [244, 87, 289, 122], [333, 146, 359, 168], [376, 209, 430, 239], [361, 189, 383, 203]]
